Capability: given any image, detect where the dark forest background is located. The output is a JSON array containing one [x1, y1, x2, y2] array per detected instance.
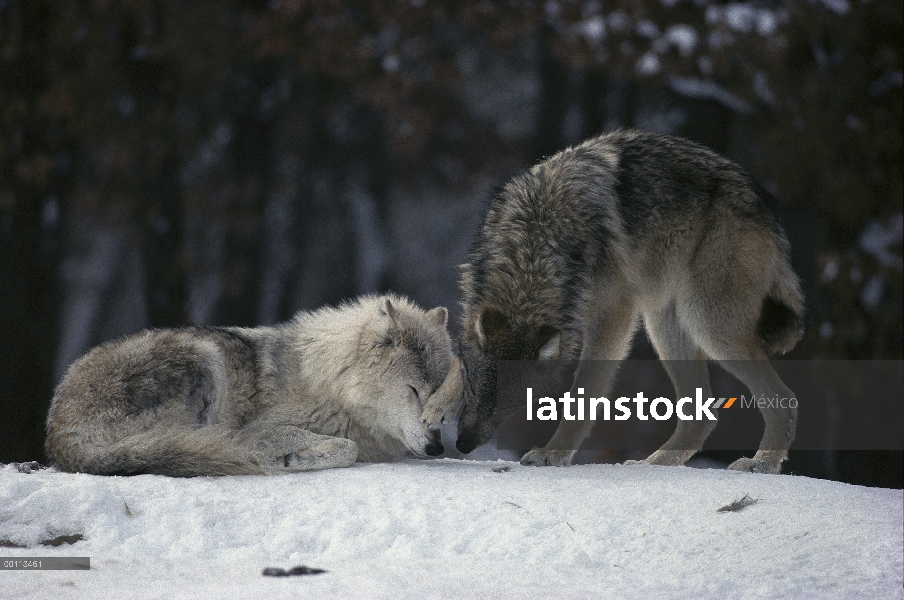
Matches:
[[1, 1, 901, 486]]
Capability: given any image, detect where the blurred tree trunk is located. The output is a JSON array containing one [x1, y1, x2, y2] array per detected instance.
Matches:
[[0, 1, 63, 463], [258, 100, 304, 324], [54, 223, 129, 380], [346, 163, 390, 296], [530, 22, 570, 162]]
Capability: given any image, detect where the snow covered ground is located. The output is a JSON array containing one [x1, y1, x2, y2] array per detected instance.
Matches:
[[1, 459, 901, 599]]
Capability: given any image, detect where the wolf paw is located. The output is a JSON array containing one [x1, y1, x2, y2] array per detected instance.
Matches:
[[421, 400, 452, 432], [520, 448, 574, 467], [727, 457, 781, 474], [283, 439, 358, 472], [421, 357, 463, 431], [625, 450, 693, 467]]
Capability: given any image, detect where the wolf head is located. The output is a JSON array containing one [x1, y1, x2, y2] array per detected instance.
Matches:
[[352, 295, 453, 460], [453, 307, 561, 454], [449, 167, 581, 454]]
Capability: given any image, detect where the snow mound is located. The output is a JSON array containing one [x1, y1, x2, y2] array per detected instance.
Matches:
[[1, 460, 901, 599]]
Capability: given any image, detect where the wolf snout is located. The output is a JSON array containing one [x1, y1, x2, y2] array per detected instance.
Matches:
[[421, 428, 444, 457], [455, 436, 477, 454]]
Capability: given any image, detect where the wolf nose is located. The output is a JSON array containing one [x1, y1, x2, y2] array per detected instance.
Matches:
[[455, 437, 476, 454], [425, 441, 444, 456]]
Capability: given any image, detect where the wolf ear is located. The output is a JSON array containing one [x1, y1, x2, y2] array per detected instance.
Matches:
[[536, 326, 561, 360], [426, 307, 448, 328], [476, 308, 508, 349], [380, 297, 399, 326]]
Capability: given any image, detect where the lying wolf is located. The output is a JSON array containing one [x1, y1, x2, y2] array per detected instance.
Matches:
[[46, 294, 452, 476], [423, 129, 804, 474]]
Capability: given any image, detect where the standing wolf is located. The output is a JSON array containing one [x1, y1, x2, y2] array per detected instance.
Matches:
[[423, 129, 803, 474], [46, 294, 452, 476]]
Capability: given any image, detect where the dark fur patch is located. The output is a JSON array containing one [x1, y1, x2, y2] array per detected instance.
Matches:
[[613, 132, 725, 238], [198, 327, 260, 422], [481, 309, 509, 346], [758, 296, 800, 354], [122, 347, 210, 413]]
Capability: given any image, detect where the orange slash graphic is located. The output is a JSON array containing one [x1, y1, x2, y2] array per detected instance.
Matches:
[[722, 397, 737, 409]]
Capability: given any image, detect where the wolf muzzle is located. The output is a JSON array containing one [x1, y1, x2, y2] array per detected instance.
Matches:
[[455, 435, 479, 454]]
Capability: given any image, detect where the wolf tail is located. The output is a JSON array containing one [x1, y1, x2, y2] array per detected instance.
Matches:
[[49, 426, 266, 477], [758, 254, 805, 356]]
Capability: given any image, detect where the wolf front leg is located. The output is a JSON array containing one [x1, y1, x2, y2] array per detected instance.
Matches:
[[421, 356, 464, 431], [627, 303, 717, 467], [521, 301, 637, 467], [237, 404, 358, 473], [519, 359, 625, 466]]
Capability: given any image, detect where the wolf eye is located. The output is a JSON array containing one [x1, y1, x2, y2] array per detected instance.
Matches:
[[408, 385, 420, 400]]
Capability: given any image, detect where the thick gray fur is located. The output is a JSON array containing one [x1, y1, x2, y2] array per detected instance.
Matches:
[[46, 294, 452, 476], [424, 129, 803, 475]]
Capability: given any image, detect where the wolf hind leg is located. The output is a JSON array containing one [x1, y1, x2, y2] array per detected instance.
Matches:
[[628, 304, 716, 467], [675, 226, 798, 474], [67, 424, 268, 477], [237, 404, 358, 472], [715, 358, 796, 474], [686, 307, 797, 474]]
